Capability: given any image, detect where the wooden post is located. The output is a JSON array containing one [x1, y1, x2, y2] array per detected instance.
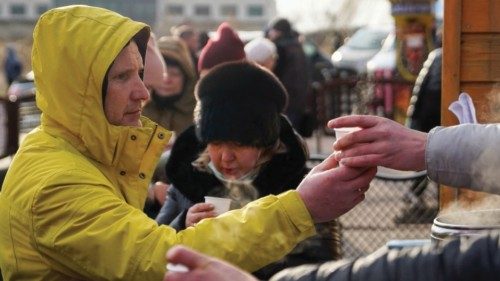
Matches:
[[439, 0, 461, 209], [440, 0, 500, 209]]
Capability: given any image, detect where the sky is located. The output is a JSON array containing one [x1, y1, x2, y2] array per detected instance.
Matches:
[[275, 0, 394, 33]]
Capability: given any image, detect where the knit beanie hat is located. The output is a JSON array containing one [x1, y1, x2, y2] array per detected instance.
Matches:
[[194, 61, 288, 147], [197, 22, 245, 72], [244, 37, 277, 64]]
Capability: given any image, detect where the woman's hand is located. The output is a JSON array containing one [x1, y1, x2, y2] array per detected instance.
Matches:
[[185, 203, 217, 227]]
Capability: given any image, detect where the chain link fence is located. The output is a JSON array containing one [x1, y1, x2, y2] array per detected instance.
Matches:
[[307, 155, 439, 259], [307, 70, 441, 258], [339, 174, 439, 258]]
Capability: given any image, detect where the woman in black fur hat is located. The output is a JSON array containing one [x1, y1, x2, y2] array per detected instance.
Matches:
[[155, 61, 340, 279]]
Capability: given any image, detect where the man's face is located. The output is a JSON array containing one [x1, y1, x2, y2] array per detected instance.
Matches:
[[105, 41, 149, 127]]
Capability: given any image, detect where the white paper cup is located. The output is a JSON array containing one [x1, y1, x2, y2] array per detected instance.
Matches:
[[166, 263, 189, 273], [204, 196, 231, 215], [334, 127, 360, 140]]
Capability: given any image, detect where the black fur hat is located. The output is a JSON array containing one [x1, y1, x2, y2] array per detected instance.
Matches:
[[194, 61, 288, 147]]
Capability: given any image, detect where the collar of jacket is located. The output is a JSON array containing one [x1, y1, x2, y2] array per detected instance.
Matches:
[[165, 115, 308, 202], [41, 115, 171, 208], [41, 110, 170, 169]]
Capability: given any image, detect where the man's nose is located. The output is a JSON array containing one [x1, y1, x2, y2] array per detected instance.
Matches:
[[134, 78, 150, 102]]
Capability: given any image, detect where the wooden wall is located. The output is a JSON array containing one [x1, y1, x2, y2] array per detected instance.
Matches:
[[440, 0, 500, 208]]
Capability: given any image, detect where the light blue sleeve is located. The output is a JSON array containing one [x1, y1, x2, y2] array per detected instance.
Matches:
[[426, 123, 500, 194]]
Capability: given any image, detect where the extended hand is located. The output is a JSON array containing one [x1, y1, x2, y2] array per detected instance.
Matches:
[[297, 153, 377, 223], [328, 115, 427, 171]]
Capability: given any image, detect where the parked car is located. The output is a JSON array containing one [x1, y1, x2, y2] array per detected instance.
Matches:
[[366, 31, 396, 75], [331, 25, 393, 75], [365, 30, 415, 122]]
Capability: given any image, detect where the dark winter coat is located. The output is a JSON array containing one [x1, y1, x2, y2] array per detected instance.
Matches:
[[406, 48, 442, 132], [272, 34, 311, 135], [270, 232, 500, 281]]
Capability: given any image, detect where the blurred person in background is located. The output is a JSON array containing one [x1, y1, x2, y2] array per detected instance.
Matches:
[[197, 22, 245, 77], [406, 48, 442, 142], [3, 45, 23, 86], [143, 35, 197, 137], [171, 24, 199, 73], [141, 33, 171, 218], [0, 5, 377, 280], [155, 61, 340, 279], [397, 47, 443, 224], [142, 35, 198, 218], [198, 30, 210, 54], [266, 18, 313, 138], [244, 37, 278, 71]]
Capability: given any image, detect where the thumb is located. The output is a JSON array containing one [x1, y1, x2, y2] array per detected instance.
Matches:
[[311, 153, 338, 173], [167, 245, 209, 270]]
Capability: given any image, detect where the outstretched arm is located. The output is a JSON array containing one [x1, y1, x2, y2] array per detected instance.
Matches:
[[328, 115, 427, 171]]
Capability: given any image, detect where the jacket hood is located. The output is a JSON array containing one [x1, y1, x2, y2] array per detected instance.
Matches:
[[32, 5, 151, 165], [165, 115, 308, 202], [157, 36, 197, 82]]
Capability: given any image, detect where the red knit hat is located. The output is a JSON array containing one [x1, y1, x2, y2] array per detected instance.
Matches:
[[197, 22, 245, 72]]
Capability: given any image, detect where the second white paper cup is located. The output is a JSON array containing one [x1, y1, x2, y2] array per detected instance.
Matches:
[[166, 263, 189, 273], [204, 196, 231, 215]]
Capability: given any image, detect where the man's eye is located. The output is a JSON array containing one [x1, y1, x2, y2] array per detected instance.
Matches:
[[139, 69, 144, 77], [117, 73, 129, 80]]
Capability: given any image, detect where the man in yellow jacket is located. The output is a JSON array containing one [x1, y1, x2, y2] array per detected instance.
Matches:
[[0, 5, 376, 281]]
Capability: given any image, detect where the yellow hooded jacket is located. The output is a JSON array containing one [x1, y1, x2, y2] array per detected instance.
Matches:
[[0, 5, 315, 281]]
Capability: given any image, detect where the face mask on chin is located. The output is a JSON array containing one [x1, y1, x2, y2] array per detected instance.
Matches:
[[207, 161, 258, 184]]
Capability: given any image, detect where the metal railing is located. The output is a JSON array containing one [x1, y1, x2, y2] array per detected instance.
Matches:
[[311, 69, 415, 135]]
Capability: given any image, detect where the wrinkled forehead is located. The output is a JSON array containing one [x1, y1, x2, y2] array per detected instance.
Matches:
[[113, 41, 143, 67]]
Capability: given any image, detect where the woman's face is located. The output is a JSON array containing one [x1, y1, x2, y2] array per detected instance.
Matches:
[[164, 65, 184, 96], [207, 142, 263, 180]]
